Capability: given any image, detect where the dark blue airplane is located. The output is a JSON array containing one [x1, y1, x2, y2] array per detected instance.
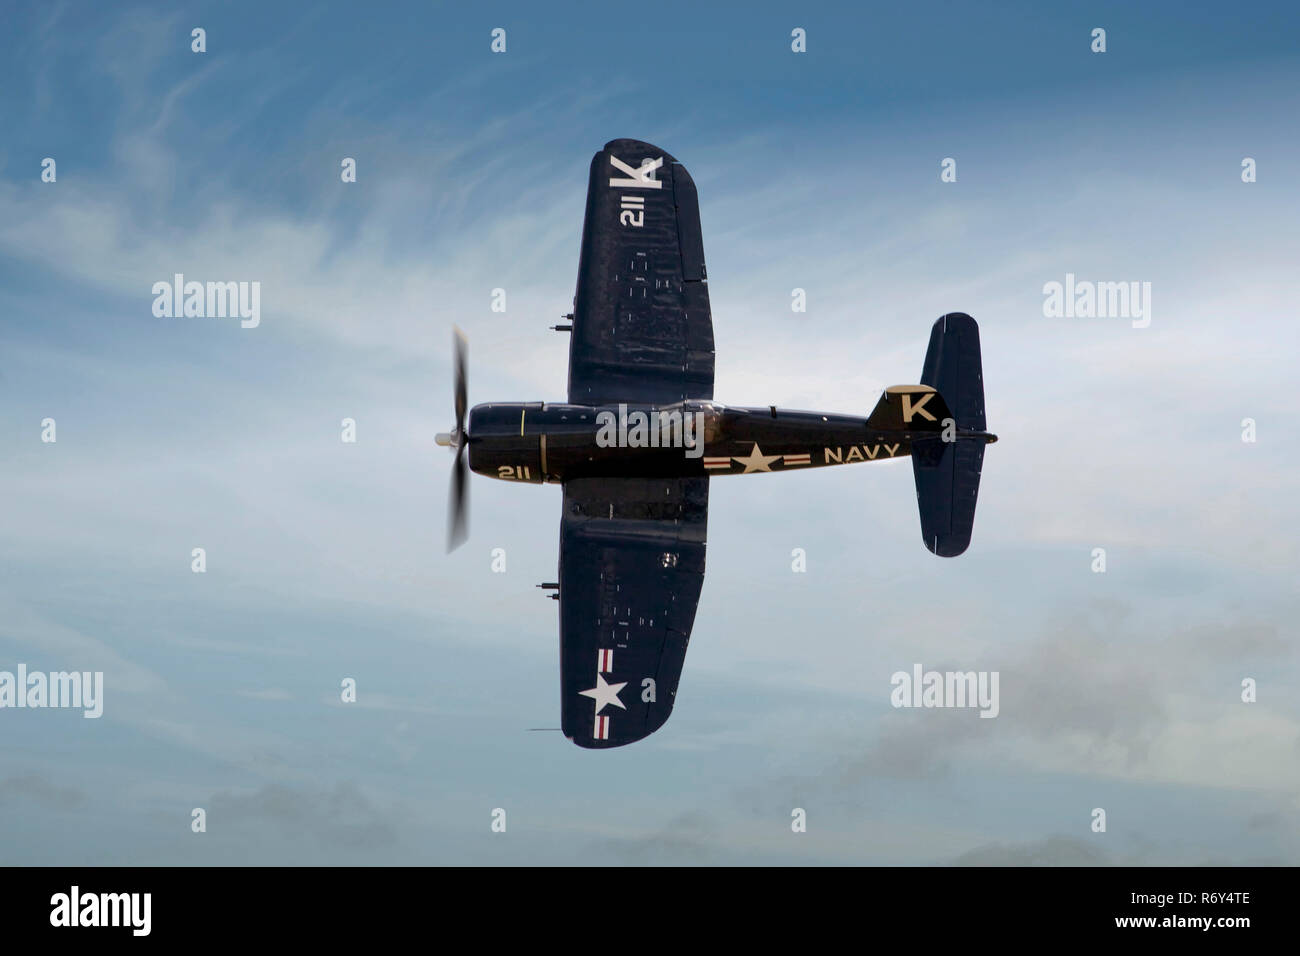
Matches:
[[438, 139, 996, 748]]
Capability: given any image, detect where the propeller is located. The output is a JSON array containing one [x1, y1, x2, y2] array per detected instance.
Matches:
[[435, 327, 470, 551]]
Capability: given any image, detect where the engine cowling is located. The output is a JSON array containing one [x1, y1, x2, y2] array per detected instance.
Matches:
[[467, 403, 545, 483]]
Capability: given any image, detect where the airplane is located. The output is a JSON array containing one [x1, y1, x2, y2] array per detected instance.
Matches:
[[437, 139, 996, 749]]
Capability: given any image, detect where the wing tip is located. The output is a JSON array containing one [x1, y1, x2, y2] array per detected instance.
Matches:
[[562, 706, 676, 750], [599, 138, 677, 164]]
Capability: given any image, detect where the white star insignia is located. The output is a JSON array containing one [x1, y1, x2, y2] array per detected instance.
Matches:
[[732, 443, 782, 473], [579, 673, 627, 714]]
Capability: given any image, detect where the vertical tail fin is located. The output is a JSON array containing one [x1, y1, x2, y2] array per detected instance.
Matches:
[[866, 385, 951, 431], [911, 313, 988, 557]]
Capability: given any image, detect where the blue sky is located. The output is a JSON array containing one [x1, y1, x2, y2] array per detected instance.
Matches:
[[1, 0, 1298, 864]]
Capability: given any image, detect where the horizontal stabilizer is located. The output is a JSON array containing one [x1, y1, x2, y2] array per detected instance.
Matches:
[[912, 314, 987, 557], [920, 312, 985, 431]]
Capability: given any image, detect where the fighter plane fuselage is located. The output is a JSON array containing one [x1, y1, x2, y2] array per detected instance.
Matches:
[[467, 400, 995, 482]]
